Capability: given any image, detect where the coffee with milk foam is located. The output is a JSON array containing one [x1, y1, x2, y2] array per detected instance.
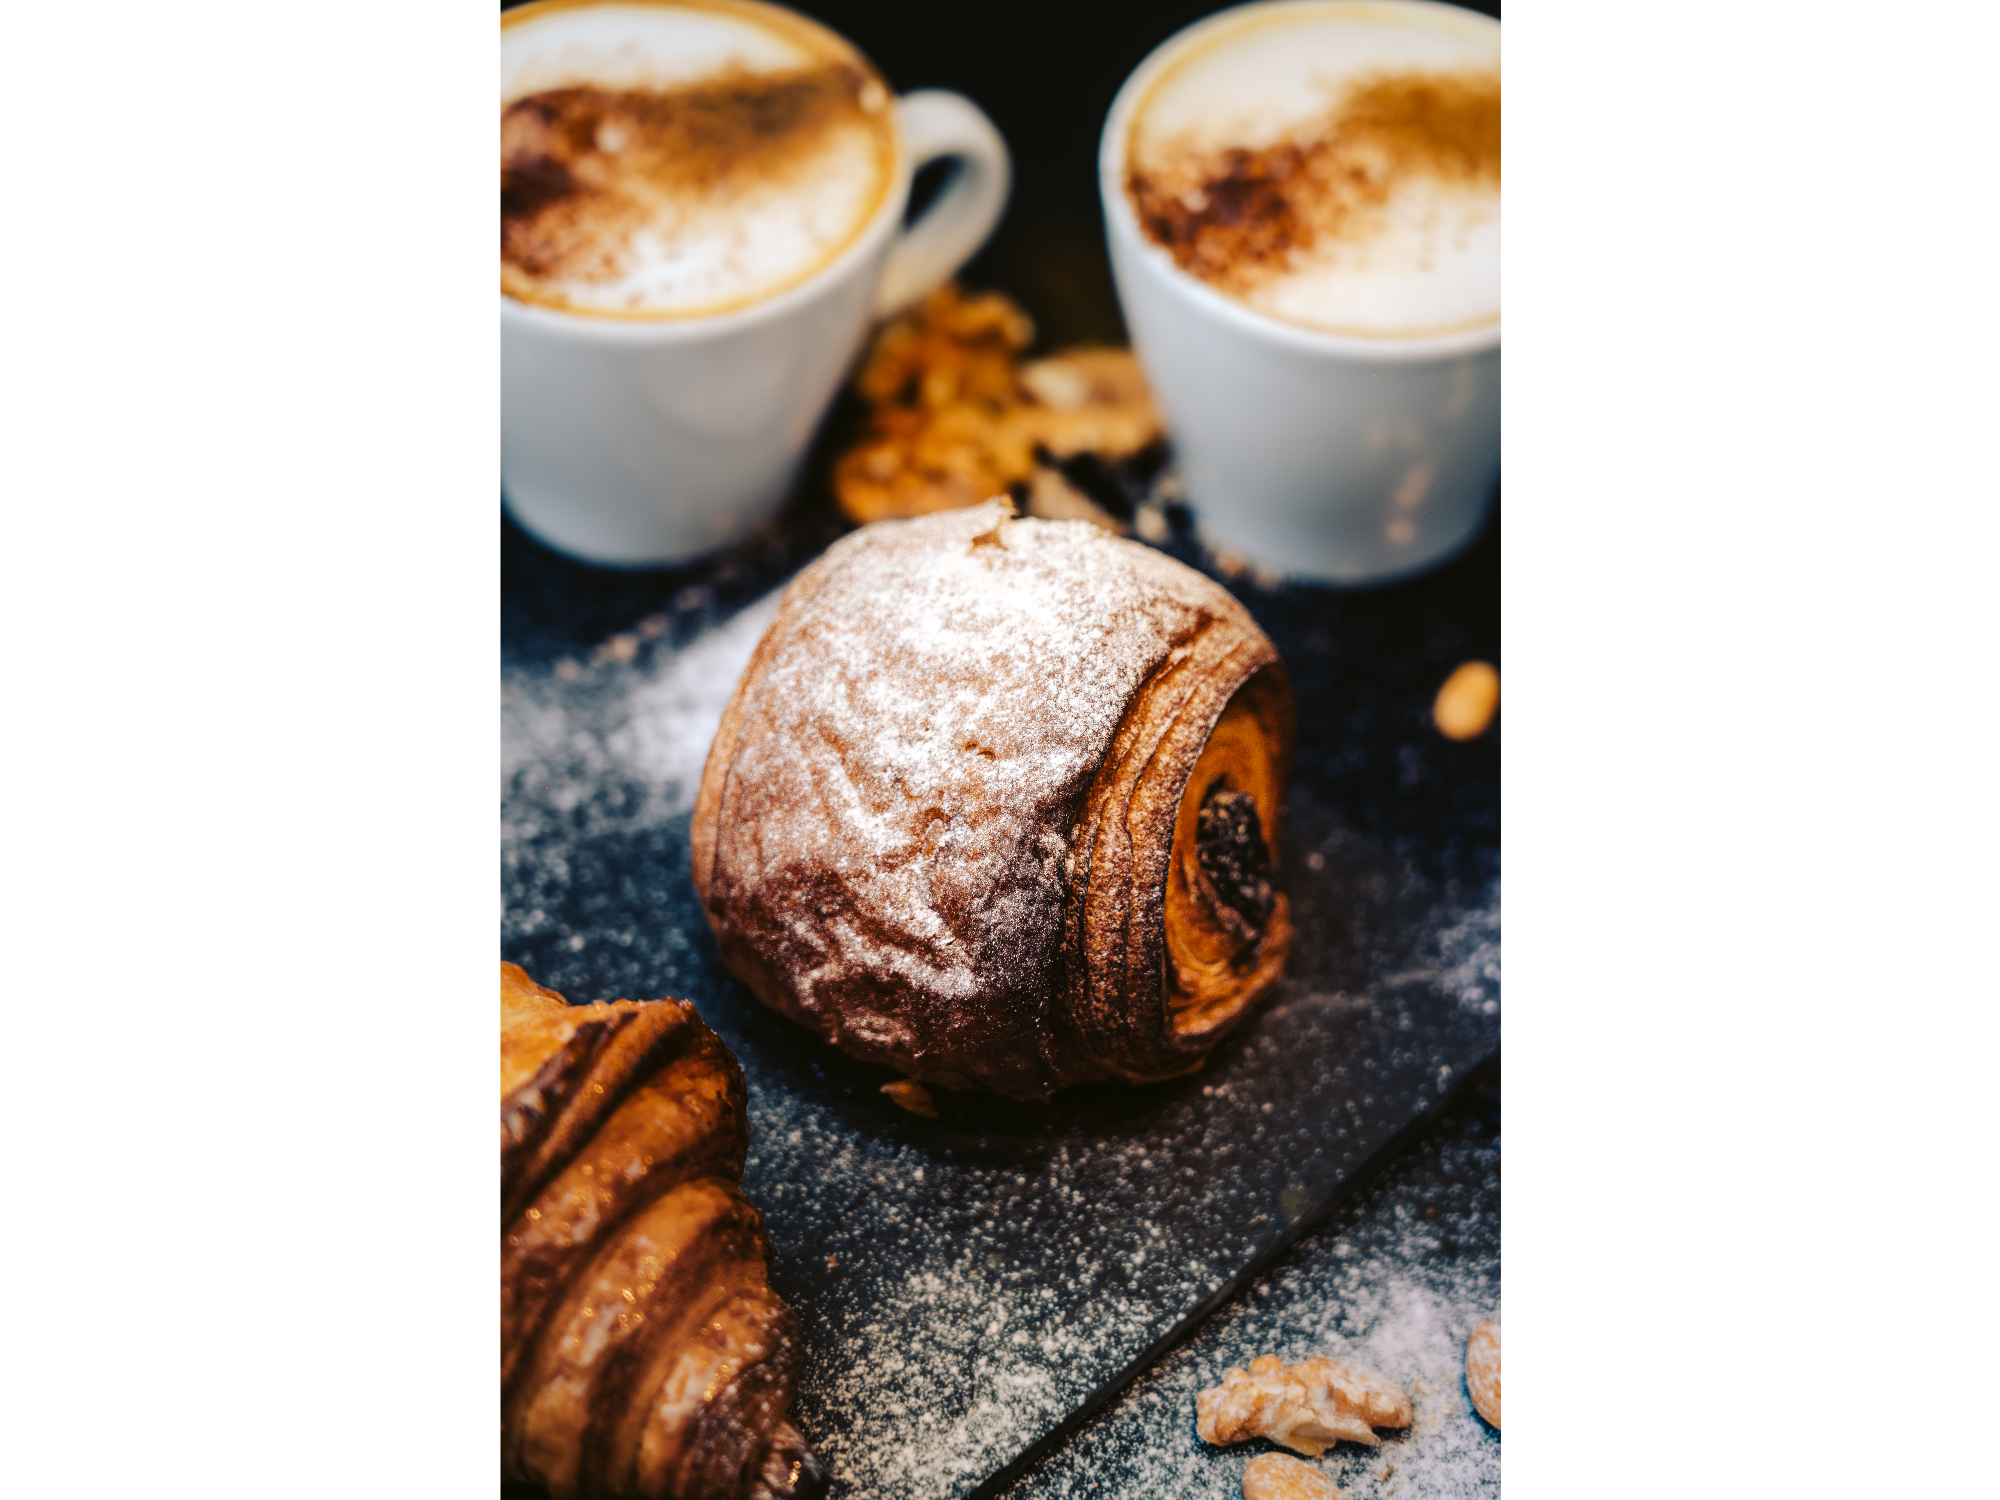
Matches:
[[1125, 2, 1499, 339], [501, 1, 897, 318]]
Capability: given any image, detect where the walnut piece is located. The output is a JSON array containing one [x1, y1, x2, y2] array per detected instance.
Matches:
[[1433, 660, 1499, 741], [833, 284, 1164, 525], [1241, 1452, 1344, 1500], [1196, 1354, 1412, 1458], [1465, 1320, 1501, 1428]]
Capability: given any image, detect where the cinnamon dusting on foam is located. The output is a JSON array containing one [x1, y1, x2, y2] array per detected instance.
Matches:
[[501, 61, 891, 313], [1127, 68, 1499, 301]]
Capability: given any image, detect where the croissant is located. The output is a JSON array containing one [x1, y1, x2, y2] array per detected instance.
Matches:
[[500, 963, 825, 1500], [692, 498, 1294, 1101]]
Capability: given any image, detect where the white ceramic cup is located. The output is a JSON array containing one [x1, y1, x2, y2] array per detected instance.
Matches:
[[501, 0, 1010, 567], [1101, 0, 1500, 585]]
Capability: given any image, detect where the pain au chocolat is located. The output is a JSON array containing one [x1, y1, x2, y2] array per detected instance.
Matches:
[[500, 963, 825, 1500], [691, 499, 1294, 1101]]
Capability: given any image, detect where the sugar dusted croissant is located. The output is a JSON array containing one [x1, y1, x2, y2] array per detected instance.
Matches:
[[692, 498, 1294, 1101], [500, 963, 825, 1500]]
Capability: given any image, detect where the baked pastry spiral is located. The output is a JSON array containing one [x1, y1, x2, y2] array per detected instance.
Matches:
[[692, 499, 1294, 1101], [500, 963, 825, 1500]]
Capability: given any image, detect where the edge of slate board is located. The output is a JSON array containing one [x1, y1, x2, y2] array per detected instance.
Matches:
[[964, 1044, 1501, 1500]]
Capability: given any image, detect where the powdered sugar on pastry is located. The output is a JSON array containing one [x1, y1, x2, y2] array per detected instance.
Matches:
[[691, 498, 1290, 1099]]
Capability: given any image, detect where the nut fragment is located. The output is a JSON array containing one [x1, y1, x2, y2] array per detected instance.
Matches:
[[1465, 1320, 1501, 1428], [833, 284, 1164, 524], [1242, 1452, 1344, 1500], [1196, 1354, 1412, 1458], [880, 1080, 938, 1117], [1433, 660, 1499, 740]]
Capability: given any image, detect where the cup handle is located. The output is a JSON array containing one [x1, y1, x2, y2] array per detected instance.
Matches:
[[873, 90, 1011, 319]]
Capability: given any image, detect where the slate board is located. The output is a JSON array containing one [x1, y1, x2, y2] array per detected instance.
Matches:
[[501, 475, 1500, 1500], [995, 1070, 1502, 1500]]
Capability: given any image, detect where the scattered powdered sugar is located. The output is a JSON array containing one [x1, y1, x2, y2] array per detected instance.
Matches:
[[1381, 882, 1501, 1018], [997, 1082, 1500, 1500], [1433, 890, 1501, 1018], [503, 587, 780, 832], [608, 590, 783, 805]]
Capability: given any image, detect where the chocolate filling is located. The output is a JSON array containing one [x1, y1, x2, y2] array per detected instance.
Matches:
[[1195, 785, 1275, 932], [754, 1424, 830, 1500]]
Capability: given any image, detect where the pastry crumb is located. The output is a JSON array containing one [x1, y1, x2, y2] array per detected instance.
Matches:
[[881, 1080, 939, 1118], [833, 284, 1163, 524], [1241, 1451, 1343, 1500]]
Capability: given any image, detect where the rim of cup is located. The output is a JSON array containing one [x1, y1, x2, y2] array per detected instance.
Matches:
[[1099, 0, 1501, 365], [500, 0, 913, 344]]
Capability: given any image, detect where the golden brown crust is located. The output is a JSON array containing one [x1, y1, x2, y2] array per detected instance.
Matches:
[[1164, 674, 1294, 1035], [691, 501, 1293, 1099], [500, 964, 825, 1500]]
